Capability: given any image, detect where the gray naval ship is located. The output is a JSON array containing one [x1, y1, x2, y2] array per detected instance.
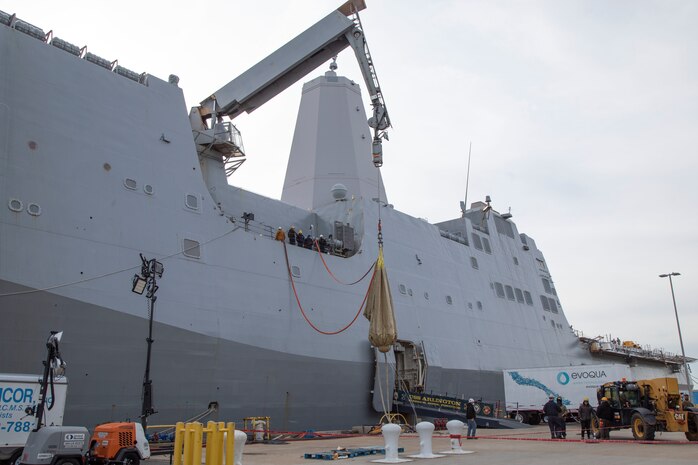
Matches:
[[0, 2, 690, 431]]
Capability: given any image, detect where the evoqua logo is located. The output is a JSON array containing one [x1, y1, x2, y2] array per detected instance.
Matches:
[[557, 371, 570, 385]]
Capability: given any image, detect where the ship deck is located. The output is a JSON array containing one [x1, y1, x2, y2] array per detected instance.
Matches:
[[146, 425, 696, 465]]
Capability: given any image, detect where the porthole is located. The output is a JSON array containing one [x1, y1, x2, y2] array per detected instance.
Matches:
[[185, 194, 199, 210], [291, 266, 301, 277], [8, 198, 23, 212], [144, 184, 154, 195], [182, 239, 201, 258], [124, 178, 137, 190], [446, 295, 453, 305], [27, 203, 41, 216], [477, 301, 483, 310]]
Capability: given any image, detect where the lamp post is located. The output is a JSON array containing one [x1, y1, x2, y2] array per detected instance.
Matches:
[[132, 254, 164, 431], [659, 272, 692, 394]]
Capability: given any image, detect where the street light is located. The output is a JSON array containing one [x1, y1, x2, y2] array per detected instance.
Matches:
[[659, 272, 692, 394], [131, 253, 164, 431]]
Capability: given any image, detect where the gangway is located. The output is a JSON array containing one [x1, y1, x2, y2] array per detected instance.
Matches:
[[393, 391, 530, 430]]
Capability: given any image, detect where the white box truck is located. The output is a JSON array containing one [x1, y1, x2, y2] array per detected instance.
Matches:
[[503, 364, 631, 424], [0, 374, 67, 465]]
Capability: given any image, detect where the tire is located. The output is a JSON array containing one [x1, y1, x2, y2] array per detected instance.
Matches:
[[9, 449, 22, 465], [529, 413, 542, 426], [513, 412, 529, 424], [686, 432, 698, 441], [590, 415, 600, 438], [122, 452, 140, 465], [631, 412, 655, 440]]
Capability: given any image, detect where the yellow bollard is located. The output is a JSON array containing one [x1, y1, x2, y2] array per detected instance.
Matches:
[[182, 423, 194, 465], [192, 422, 204, 465], [224, 422, 235, 465], [173, 422, 185, 465], [205, 422, 215, 465], [210, 422, 221, 465]]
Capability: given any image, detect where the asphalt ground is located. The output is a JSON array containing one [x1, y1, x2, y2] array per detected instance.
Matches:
[[146, 424, 697, 465]]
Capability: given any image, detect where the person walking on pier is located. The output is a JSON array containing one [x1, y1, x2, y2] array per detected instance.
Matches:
[[578, 397, 593, 439], [466, 398, 477, 439], [543, 395, 561, 439]]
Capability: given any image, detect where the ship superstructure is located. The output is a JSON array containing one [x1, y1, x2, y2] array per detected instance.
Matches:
[[0, 3, 690, 431]]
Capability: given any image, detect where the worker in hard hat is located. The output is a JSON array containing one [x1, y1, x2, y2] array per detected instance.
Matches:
[[543, 395, 561, 439], [465, 398, 477, 439], [275, 227, 286, 242], [596, 396, 613, 440], [296, 230, 304, 247], [287, 226, 297, 245], [578, 397, 593, 439]]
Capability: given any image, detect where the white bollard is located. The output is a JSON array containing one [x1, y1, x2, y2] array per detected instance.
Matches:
[[440, 420, 474, 455], [371, 423, 412, 463], [254, 420, 265, 442], [233, 429, 247, 465], [408, 422, 445, 459]]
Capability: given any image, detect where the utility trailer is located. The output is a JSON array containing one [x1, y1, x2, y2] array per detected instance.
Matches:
[[0, 374, 67, 465], [503, 364, 631, 424]]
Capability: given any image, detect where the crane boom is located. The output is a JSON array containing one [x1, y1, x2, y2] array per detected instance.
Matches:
[[193, 0, 391, 167]]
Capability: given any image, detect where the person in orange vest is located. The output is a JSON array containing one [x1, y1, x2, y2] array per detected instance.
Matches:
[[274, 227, 286, 241]]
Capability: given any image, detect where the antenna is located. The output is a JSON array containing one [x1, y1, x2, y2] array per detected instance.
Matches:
[[462, 142, 472, 217]]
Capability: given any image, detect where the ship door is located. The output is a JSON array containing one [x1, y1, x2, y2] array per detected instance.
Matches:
[[394, 340, 427, 392]]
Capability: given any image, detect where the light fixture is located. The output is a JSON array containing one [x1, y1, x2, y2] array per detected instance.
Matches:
[[132, 274, 147, 295]]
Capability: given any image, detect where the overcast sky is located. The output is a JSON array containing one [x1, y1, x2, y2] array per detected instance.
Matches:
[[5, 0, 696, 381]]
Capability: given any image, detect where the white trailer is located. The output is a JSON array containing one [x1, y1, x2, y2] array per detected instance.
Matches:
[[0, 374, 67, 464], [503, 364, 631, 424]]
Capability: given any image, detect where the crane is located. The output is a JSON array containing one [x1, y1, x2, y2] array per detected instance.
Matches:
[[190, 0, 391, 172]]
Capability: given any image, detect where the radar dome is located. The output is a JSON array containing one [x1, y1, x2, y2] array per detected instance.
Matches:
[[331, 184, 348, 201]]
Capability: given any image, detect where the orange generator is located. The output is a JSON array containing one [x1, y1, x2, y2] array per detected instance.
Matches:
[[87, 422, 151, 465]]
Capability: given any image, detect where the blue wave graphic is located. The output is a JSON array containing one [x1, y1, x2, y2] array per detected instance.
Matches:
[[508, 371, 571, 406]]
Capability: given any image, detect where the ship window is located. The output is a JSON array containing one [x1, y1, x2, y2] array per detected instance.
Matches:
[[407, 288, 413, 296], [8, 199, 23, 212], [182, 239, 201, 258], [291, 266, 301, 277], [477, 301, 483, 310], [551, 320, 556, 328], [482, 237, 492, 254], [446, 295, 453, 305], [494, 282, 505, 298], [399, 284, 406, 295], [185, 194, 199, 210], [536, 258, 547, 271], [524, 291, 533, 306], [542, 278, 552, 294], [540, 295, 551, 312], [27, 203, 41, 216], [515, 288, 525, 303], [424, 292, 429, 300], [505, 285, 515, 301], [549, 298, 559, 314], [513, 257, 519, 265], [470, 257, 478, 269], [144, 184, 154, 195], [124, 178, 137, 190], [471, 233, 483, 251]]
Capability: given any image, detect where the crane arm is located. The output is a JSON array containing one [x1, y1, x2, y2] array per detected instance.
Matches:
[[198, 1, 364, 120]]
